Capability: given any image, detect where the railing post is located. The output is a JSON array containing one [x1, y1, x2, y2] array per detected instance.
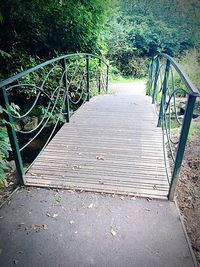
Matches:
[[0, 86, 25, 185], [86, 55, 90, 101], [148, 60, 153, 96], [168, 94, 197, 201], [157, 59, 170, 127], [98, 59, 101, 94], [152, 58, 160, 103], [62, 58, 70, 122], [106, 65, 109, 93]]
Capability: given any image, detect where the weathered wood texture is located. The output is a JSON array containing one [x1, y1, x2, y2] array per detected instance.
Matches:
[[26, 94, 169, 199]]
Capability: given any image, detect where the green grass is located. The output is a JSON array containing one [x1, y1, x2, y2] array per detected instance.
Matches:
[[109, 70, 147, 84], [188, 120, 200, 141], [109, 76, 146, 84], [170, 120, 200, 141], [110, 77, 135, 83]]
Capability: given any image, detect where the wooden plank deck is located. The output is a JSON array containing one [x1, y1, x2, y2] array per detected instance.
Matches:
[[25, 93, 170, 199]]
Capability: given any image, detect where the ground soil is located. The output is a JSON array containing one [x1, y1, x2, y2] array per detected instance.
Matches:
[[176, 133, 200, 266], [0, 167, 17, 207]]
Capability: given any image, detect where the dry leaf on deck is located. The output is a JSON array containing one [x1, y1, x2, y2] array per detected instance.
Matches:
[[96, 156, 104, 160], [111, 229, 117, 236], [88, 203, 94, 209], [42, 224, 48, 230]]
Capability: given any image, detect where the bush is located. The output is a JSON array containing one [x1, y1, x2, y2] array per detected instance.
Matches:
[[0, 107, 11, 184], [122, 56, 149, 77], [176, 49, 200, 92]]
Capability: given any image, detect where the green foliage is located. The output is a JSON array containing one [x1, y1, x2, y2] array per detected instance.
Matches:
[[165, 49, 200, 97], [0, 108, 11, 181], [106, 0, 200, 77], [0, 0, 111, 56], [176, 49, 200, 92], [0, 0, 112, 80]]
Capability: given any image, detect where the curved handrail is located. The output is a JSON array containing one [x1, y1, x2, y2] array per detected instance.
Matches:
[[0, 53, 109, 88], [148, 53, 199, 200], [155, 53, 200, 96], [0, 52, 109, 185]]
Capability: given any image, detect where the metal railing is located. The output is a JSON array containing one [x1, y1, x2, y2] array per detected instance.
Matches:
[[148, 53, 200, 200], [0, 53, 109, 185]]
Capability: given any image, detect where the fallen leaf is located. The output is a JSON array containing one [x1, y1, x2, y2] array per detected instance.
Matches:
[[88, 203, 94, 209], [111, 229, 117, 236], [42, 224, 48, 230], [72, 165, 82, 170], [56, 196, 62, 203], [30, 172, 37, 176], [96, 156, 104, 160]]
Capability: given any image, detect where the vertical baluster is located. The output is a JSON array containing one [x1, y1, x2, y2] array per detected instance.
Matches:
[[86, 55, 90, 101], [152, 57, 160, 103], [106, 65, 109, 93], [169, 94, 197, 200], [157, 59, 170, 127], [0, 86, 25, 184], [98, 59, 101, 94], [148, 60, 153, 96], [62, 58, 70, 122]]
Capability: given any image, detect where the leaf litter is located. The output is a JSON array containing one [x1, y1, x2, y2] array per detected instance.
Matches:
[[111, 228, 117, 236]]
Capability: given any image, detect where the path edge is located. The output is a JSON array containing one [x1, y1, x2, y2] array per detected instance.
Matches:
[[175, 199, 198, 267], [0, 186, 20, 210]]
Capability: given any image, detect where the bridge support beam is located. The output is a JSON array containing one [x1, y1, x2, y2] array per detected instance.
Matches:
[[168, 94, 197, 201]]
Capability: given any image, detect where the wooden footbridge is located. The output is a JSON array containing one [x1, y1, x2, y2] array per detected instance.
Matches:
[[26, 92, 169, 199], [0, 53, 199, 200]]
